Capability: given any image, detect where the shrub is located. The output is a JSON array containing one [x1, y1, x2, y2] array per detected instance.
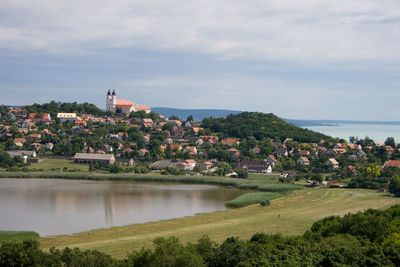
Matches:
[[259, 198, 271, 207]]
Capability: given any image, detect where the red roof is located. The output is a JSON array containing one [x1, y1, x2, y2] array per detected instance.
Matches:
[[116, 99, 134, 105], [134, 104, 151, 111], [383, 160, 400, 169]]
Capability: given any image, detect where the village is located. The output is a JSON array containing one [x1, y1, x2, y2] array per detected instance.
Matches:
[[1, 91, 400, 187]]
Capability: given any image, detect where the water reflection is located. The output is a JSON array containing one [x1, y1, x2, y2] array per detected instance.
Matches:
[[0, 179, 244, 236]]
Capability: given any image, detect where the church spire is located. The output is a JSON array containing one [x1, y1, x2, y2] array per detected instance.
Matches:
[[112, 89, 116, 96], [107, 89, 111, 96]]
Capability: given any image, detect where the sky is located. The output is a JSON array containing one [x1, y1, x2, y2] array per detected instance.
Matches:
[[0, 0, 399, 120]]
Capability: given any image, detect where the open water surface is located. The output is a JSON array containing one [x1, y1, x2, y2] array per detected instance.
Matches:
[[0, 178, 244, 236]]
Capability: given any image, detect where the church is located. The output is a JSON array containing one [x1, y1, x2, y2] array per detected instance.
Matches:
[[106, 89, 151, 114]]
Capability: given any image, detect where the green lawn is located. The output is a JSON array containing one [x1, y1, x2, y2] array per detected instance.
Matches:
[[26, 159, 90, 172], [226, 192, 283, 207], [39, 188, 400, 259], [0, 231, 39, 242]]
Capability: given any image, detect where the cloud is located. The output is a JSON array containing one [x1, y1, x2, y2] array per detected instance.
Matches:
[[1, 0, 400, 62]]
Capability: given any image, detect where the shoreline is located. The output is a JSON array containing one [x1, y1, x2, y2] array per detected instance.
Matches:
[[0, 171, 303, 192]]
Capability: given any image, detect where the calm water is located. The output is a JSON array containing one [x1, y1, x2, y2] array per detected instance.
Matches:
[[0, 178, 244, 236], [304, 124, 400, 143]]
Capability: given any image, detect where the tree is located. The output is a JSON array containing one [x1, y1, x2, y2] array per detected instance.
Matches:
[[235, 168, 248, 179], [389, 174, 400, 197], [216, 162, 233, 176], [385, 137, 396, 149], [311, 173, 323, 183], [366, 164, 381, 179]]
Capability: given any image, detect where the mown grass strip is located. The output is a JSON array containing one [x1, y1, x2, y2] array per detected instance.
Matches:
[[0, 231, 39, 242], [226, 192, 283, 207]]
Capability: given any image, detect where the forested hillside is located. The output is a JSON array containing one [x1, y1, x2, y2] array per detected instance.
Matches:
[[201, 112, 334, 143]]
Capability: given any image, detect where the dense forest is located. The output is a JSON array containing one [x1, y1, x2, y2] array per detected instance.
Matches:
[[201, 112, 334, 143], [1, 205, 400, 266]]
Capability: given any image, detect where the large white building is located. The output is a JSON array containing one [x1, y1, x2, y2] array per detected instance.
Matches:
[[106, 89, 151, 114]]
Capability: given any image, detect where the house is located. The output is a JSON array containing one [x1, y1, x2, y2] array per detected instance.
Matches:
[[142, 118, 154, 126], [333, 148, 347, 155], [229, 147, 239, 154], [164, 138, 173, 144], [172, 128, 185, 137], [275, 146, 288, 158], [232, 151, 241, 162], [347, 155, 359, 161], [75, 120, 87, 126], [239, 160, 272, 174], [169, 144, 182, 151], [7, 150, 37, 162], [385, 146, 395, 156], [177, 159, 196, 171], [102, 144, 113, 153], [199, 135, 218, 144], [57, 113, 77, 122], [264, 155, 278, 166], [327, 180, 340, 187], [45, 143, 54, 151], [297, 156, 310, 165], [252, 147, 261, 154], [199, 161, 213, 170], [195, 139, 204, 146], [382, 160, 400, 171], [355, 149, 367, 159], [27, 133, 41, 140], [122, 148, 134, 153], [310, 148, 319, 157], [138, 148, 149, 156], [348, 144, 362, 150], [325, 158, 339, 169], [167, 120, 183, 128], [221, 138, 240, 147], [334, 143, 347, 149], [300, 150, 310, 156], [74, 153, 115, 164], [184, 159, 196, 170], [347, 166, 358, 176], [184, 146, 197, 155], [191, 127, 203, 136]]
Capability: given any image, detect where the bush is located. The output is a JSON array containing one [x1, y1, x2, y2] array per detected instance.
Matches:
[[259, 198, 271, 207]]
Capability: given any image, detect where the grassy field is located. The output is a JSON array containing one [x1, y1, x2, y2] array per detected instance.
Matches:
[[26, 159, 90, 171], [0, 231, 39, 242], [226, 192, 283, 207], [39, 188, 400, 259]]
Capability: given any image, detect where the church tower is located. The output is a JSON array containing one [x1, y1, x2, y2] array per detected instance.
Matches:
[[111, 89, 117, 109], [106, 89, 114, 111]]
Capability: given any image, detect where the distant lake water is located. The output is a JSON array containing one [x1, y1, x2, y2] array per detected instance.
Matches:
[[0, 179, 244, 236], [303, 124, 400, 143]]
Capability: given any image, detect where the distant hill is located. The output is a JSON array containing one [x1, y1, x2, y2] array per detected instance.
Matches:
[[151, 107, 242, 121], [201, 112, 334, 143]]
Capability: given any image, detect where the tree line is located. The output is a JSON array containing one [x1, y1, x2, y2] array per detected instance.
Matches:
[[1, 205, 400, 266]]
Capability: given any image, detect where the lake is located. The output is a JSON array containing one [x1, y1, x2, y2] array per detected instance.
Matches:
[[303, 124, 400, 143], [0, 178, 244, 236]]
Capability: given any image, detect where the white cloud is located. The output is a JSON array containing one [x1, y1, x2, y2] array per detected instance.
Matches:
[[1, 0, 400, 62]]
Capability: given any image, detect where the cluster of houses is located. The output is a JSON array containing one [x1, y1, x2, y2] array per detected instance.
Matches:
[[2, 105, 400, 176]]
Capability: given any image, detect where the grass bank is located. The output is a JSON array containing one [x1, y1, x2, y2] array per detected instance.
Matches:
[[39, 188, 400, 259], [0, 171, 303, 194], [226, 192, 283, 207], [0, 231, 39, 242]]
